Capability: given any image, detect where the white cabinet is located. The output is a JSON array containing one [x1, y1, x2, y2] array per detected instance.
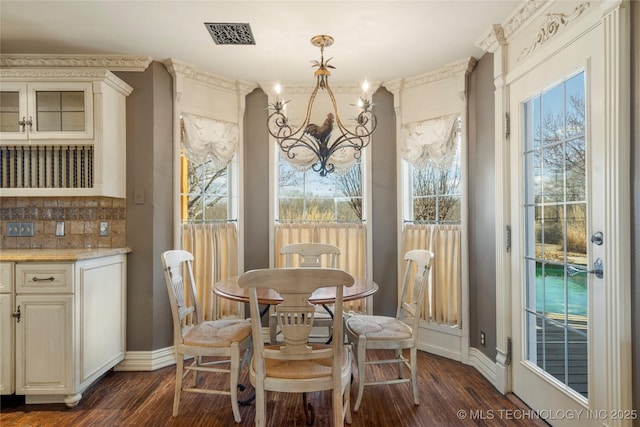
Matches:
[[0, 255, 127, 406], [0, 69, 132, 197], [0, 82, 93, 141], [0, 262, 14, 395]]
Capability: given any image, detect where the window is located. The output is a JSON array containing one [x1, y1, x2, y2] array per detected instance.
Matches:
[[180, 156, 235, 223], [407, 116, 462, 224], [179, 114, 239, 223], [277, 153, 363, 222], [401, 114, 463, 327]]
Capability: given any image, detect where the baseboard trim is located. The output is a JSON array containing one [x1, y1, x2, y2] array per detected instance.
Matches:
[[114, 347, 176, 372], [467, 347, 497, 389]]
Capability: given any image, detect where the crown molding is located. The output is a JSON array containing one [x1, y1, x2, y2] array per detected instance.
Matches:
[[476, 0, 548, 52], [258, 81, 377, 97], [400, 57, 477, 89], [0, 68, 133, 95], [164, 58, 256, 94], [0, 54, 152, 71]]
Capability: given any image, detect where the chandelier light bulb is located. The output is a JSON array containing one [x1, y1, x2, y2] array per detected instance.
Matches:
[[274, 82, 282, 102], [361, 79, 370, 97]]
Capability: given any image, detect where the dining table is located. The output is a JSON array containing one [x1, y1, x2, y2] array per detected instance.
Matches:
[[214, 273, 378, 306], [215, 272, 378, 344]]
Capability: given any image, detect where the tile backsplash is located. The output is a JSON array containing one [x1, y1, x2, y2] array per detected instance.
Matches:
[[0, 197, 126, 249]]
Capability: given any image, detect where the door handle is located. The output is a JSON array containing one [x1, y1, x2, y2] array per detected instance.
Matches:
[[567, 258, 604, 279], [591, 231, 603, 246]]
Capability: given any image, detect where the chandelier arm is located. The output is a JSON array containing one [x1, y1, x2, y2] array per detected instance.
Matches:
[[278, 134, 322, 160], [325, 81, 377, 141]]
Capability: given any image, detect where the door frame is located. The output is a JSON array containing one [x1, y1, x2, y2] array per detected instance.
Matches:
[[479, 0, 631, 419]]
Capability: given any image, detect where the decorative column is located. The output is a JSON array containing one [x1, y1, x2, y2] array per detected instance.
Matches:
[[477, 23, 511, 394]]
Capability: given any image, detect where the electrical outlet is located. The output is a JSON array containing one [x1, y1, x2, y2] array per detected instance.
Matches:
[[99, 221, 109, 237], [480, 331, 486, 347], [55, 221, 65, 237]]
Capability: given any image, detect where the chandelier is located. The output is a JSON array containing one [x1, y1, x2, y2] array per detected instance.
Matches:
[[267, 35, 377, 176]]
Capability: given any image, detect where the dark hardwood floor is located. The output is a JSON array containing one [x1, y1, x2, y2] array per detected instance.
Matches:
[[1, 350, 548, 426]]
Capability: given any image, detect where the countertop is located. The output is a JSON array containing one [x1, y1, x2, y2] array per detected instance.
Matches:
[[0, 247, 132, 262]]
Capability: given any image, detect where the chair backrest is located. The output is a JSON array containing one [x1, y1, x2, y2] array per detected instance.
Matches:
[[398, 249, 434, 335], [280, 243, 341, 268], [239, 268, 354, 370], [161, 250, 202, 345]]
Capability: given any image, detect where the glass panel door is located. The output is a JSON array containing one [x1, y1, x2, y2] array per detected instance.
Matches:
[[522, 71, 588, 398]]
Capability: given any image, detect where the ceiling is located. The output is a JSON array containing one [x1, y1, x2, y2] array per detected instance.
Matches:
[[0, 1, 520, 86]]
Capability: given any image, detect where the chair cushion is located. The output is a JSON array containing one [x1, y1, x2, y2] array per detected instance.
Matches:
[[183, 318, 251, 347], [261, 344, 350, 380], [346, 315, 412, 340]]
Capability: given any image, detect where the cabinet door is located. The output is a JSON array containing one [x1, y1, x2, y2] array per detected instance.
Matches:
[[0, 294, 14, 395], [27, 82, 93, 140], [15, 295, 73, 394], [0, 82, 28, 141], [0, 82, 93, 142]]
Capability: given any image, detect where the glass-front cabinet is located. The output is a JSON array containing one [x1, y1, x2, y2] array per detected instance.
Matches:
[[0, 82, 93, 141], [0, 69, 132, 197]]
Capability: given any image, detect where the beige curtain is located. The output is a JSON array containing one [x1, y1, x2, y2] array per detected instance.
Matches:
[[402, 223, 461, 326], [181, 222, 241, 320], [274, 222, 368, 312]]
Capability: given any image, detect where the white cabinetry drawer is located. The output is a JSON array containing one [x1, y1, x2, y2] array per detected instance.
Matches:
[[15, 264, 73, 293]]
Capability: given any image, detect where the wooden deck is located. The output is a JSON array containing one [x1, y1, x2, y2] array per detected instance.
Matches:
[[535, 314, 588, 397]]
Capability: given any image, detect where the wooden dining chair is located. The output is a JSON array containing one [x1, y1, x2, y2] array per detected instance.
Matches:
[[345, 249, 434, 411], [161, 250, 252, 422], [239, 267, 354, 427], [269, 242, 341, 343]]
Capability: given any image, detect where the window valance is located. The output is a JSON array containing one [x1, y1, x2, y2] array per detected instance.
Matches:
[[181, 113, 239, 167], [399, 113, 459, 170]]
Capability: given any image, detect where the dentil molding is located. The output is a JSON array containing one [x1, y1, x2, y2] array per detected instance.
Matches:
[[0, 54, 152, 71], [164, 58, 256, 95]]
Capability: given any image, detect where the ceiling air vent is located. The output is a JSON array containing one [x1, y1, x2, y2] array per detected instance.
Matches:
[[204, 23, 255, 45]]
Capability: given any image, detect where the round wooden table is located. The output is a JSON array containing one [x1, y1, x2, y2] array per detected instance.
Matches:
[[214, 274, 378, 305]]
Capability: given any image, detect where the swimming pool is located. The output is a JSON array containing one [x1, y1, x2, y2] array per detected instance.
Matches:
[[533, 265, 587, 317]]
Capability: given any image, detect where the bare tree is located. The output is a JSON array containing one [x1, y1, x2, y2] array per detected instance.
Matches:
[[186, 160, 227, 220], [334, 163, 362, 220], [413, 163, 461, 222]]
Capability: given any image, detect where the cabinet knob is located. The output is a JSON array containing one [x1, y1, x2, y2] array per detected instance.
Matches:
[[17, 116, 33, 132], [12, 305, 21, 323]]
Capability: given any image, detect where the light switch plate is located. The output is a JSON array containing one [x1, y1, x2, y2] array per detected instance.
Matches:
[[134, 188, 145, 205], [99, 221, 109, 237], [55, 221, 65, 237], [6, 222, 20, 237], [6, 222, 34, 237]]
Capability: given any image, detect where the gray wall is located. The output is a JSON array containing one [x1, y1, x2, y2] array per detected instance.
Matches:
[[468, 53, 497, 358], [116, 62, 174, 351], [631, 0, 639, 422], [243, 88, 270, 271], [370, 87, 399, 316]]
